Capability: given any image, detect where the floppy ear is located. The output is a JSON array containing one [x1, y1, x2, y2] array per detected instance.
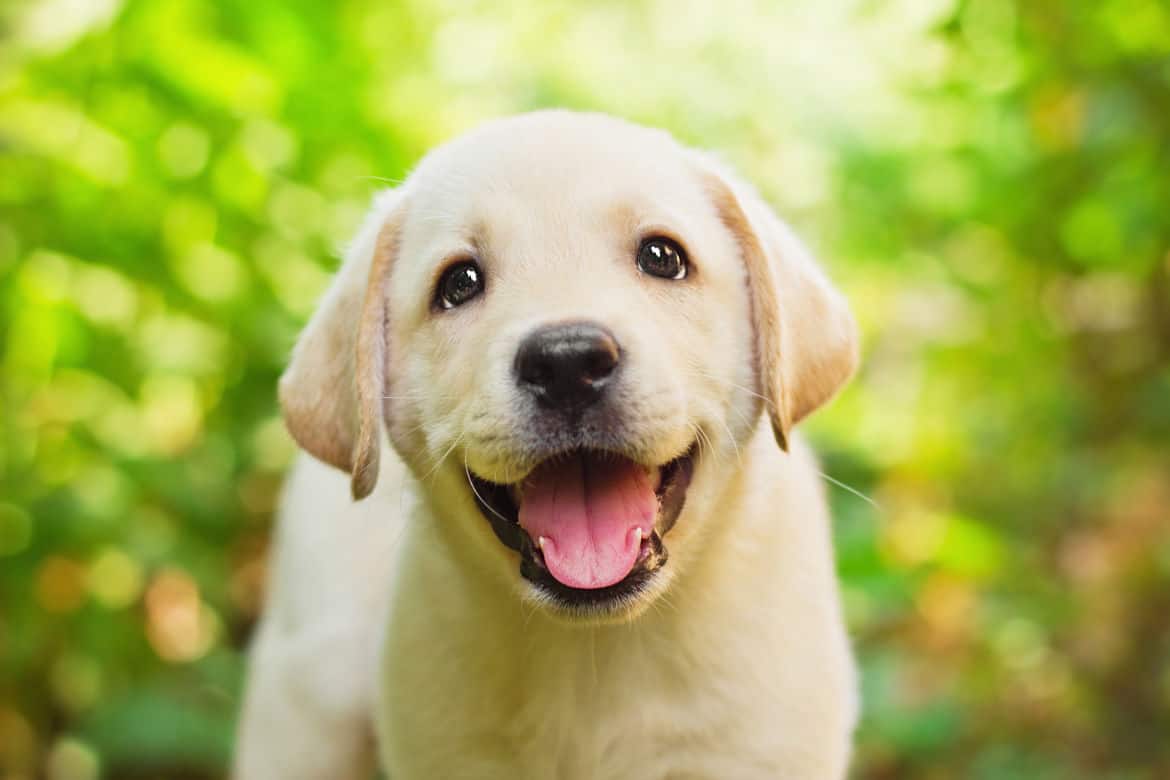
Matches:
[[701, 167, 859, 450], [278, 189, 403, 499]]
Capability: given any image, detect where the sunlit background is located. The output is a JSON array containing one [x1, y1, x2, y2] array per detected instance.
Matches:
[[2, 0, 1168, 777]]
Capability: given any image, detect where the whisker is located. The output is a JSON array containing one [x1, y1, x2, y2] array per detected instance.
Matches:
[[690, 423, 722, 468], [702, 426, 720, 465], [522, 598, 538, 633], [700, 429, 719, 466], [421, 433, 463, 483], [656, 589, 683, 618], [382, 393, 456, 401], [687, 422, 704, 457], [685, 369, 773, 406], [393, 419, 430, 438], [712, 416, 742, 465], [359, 175, 406, 185], [464, 459, 513, 526], [818, 471, 881, 511], [387, 463, 414, 553], [724, 393, 756, 433]]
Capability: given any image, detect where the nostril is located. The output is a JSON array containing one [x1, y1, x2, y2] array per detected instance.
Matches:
[[581, 341, 619, 382], [517, 355, 551, 389]]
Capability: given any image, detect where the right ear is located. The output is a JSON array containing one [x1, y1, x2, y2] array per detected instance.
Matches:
[[696, 160, 859, 451], [278, 189, 403, 500]]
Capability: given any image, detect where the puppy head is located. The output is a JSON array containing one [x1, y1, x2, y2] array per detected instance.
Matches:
[[280, 111, 857, 620]]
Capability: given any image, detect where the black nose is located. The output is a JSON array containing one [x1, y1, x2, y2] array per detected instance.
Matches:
[[514, 322, 621, 411]]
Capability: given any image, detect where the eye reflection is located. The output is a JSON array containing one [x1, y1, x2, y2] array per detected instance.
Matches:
[[437, 261, 485, 309], [636, 237, 687, 280]]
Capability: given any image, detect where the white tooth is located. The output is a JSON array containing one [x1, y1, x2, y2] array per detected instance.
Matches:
[[537, 536, 547, 550], [641, 527, 652, 540]]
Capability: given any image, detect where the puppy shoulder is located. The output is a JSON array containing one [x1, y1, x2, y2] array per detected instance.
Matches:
[[266, 450, 410, 632]]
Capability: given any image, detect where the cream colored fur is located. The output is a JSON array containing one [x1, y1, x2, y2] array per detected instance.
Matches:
[[234, 111, 859, 779]]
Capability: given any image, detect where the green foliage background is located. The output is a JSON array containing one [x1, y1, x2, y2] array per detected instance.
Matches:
[[2, 0, 1168, 777]]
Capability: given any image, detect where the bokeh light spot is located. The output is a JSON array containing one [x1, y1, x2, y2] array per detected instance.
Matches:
[[140, 374, 204, 455], [45, 737, 100, 780], [157, 122, 211, 179], [170, 242, 248, 303], [145, 568, 221, 662], [87, 547, 144, 608], [72, 264, 138, 329], [240, 119, 297, 172]]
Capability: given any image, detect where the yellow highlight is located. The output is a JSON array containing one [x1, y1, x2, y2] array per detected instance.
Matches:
[[87, 547, 144, 609]]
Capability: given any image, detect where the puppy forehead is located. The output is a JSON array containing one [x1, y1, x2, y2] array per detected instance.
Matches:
[[404, 113, 712, 244]]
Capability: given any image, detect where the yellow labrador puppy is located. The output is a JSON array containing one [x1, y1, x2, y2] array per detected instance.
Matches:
[[235, 110, 859, 779]]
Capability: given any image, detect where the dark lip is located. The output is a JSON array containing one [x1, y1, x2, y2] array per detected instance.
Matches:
[[468, 444, 697, 611]]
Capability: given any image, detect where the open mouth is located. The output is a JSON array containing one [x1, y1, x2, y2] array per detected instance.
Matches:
[[468, 445, 696, 610]]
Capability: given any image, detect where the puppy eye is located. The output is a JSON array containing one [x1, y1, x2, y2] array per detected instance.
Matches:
[[636, 237, 687, 280], [437, 261, 485, 309]]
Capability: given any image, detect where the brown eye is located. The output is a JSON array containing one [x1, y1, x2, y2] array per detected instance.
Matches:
[[636, 237, 687, 280], [437, 261, 484, 309]]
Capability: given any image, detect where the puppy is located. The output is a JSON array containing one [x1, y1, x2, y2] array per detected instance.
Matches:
[[234, 110, 859, 779]]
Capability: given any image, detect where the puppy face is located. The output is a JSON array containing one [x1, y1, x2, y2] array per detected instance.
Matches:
[[280, 112, 857, 620]]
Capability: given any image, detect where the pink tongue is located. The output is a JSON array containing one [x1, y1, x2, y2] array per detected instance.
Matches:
[[518, 454, 657, 589]]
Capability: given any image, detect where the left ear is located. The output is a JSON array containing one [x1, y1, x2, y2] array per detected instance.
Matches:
[[698, 162, 859, 450], [278, 188, 403, 499]]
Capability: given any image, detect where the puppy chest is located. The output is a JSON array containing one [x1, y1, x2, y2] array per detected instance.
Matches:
[[376, 630, 795, 778]]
